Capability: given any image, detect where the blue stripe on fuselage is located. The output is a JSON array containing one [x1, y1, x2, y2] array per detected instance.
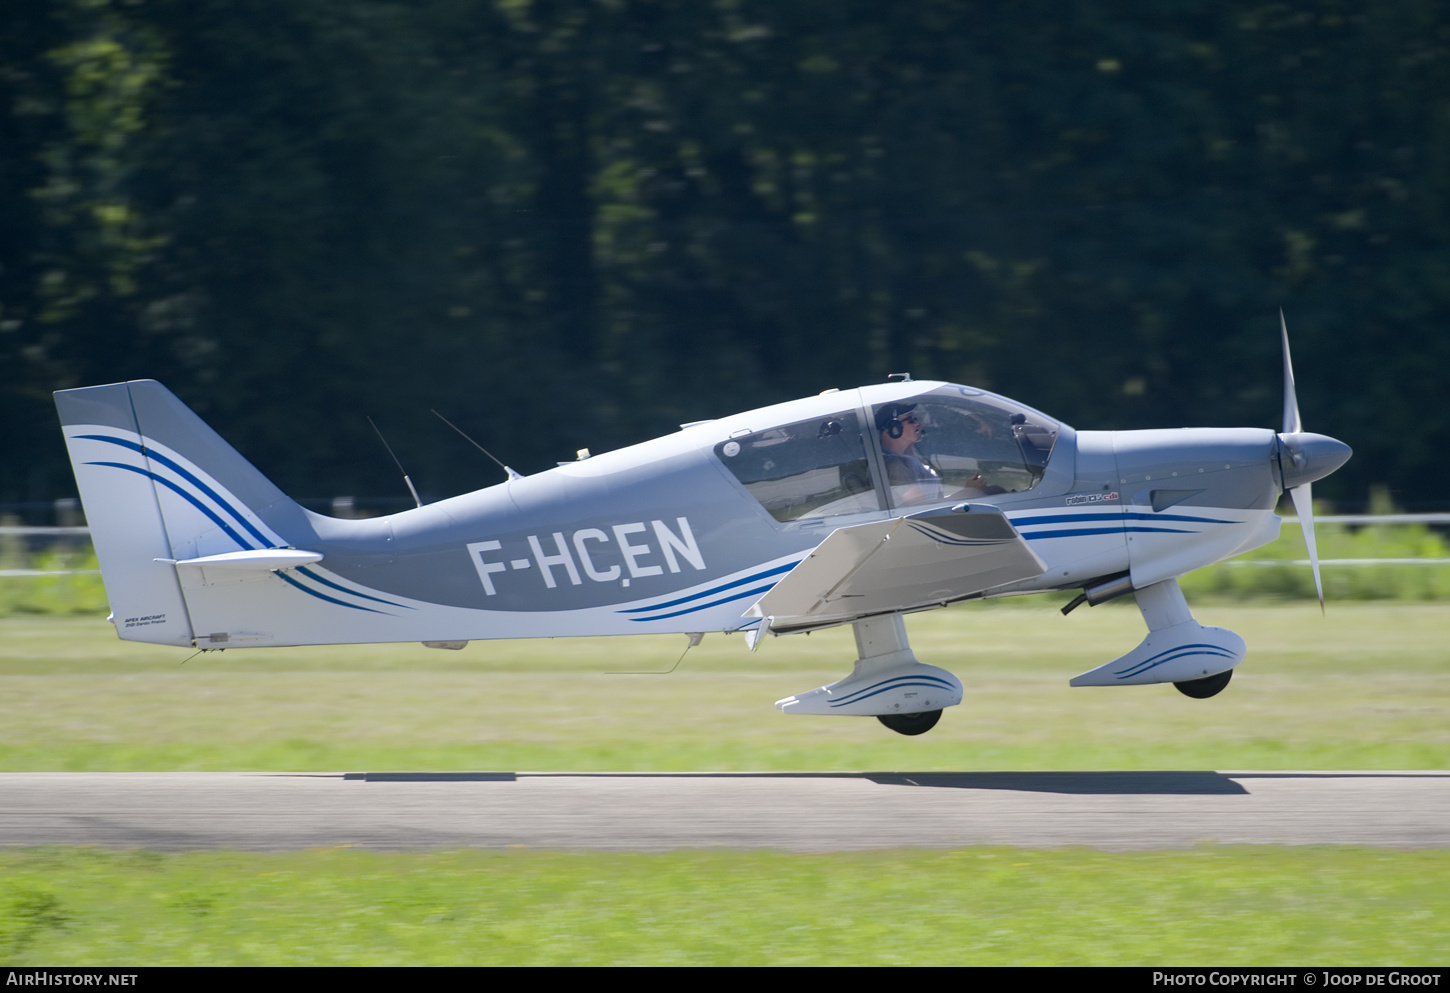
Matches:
[[616, 561, 799, 615]]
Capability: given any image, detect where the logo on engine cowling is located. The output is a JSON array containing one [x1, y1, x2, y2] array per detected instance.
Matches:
[[1066, 492, 1119, 506]]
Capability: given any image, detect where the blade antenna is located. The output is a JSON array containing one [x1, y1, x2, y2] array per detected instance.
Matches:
[[608, 633, 704, 674], [368, 416, 422, 508], [431, 409, 523, 481]]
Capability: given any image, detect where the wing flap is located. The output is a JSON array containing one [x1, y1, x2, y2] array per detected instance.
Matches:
[[747, 505, 1045, 632]]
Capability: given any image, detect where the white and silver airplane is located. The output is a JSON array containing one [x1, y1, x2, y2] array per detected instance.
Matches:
[[56, 321, 1349, 735]]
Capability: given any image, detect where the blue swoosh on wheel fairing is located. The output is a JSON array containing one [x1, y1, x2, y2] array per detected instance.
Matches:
[[828, 674, 959, 708], [1113, 643, 1238, 679]]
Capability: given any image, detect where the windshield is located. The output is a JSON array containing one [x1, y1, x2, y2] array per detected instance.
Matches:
[[872, 385, 1059, 508]]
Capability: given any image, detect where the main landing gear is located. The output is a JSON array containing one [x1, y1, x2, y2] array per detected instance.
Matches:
[[775, 615, 962, 736]]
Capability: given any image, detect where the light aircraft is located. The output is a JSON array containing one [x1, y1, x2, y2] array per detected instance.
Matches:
[[56, 319, 1350, 735]]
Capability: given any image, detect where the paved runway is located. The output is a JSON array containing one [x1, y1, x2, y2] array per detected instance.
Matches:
[[3, 771, 1448, 851]]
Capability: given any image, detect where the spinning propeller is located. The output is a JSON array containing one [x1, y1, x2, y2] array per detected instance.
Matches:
[[1276, 312, 1352, 612]]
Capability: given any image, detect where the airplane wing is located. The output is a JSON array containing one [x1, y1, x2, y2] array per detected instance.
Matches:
[[746, 505, 1046, 633]]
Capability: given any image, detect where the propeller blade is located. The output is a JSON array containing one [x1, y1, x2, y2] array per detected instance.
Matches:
[[1281, 309, 1302, 435], [1288, 482, 1324, 613], [1280, 312, 1324, 611]]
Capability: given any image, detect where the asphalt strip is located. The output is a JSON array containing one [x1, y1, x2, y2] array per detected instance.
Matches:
[[2, 770, 1447, 852]]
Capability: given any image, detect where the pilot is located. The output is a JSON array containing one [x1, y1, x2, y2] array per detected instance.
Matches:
[[876, 402, 1002, 505], [876, 403, 944, 505]]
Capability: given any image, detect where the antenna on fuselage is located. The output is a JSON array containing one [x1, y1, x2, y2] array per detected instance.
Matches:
[[608, 632, 705, 674], [431, 409, 524, 482], [367, 416, 423, 509]]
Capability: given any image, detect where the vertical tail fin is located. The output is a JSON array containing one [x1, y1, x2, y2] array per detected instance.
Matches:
[[55, 380, 308, 646]]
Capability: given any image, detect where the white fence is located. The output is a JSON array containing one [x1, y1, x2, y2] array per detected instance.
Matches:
[[0, 525, 96, 577]]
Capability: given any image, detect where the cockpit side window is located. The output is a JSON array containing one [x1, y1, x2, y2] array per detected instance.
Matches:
[[872, 386, 1060, 508], [714, 411, 882, 522]]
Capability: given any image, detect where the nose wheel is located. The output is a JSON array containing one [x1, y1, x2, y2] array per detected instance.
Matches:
[[877, 709, 943, 736], [1174, 669, 1233, 699]]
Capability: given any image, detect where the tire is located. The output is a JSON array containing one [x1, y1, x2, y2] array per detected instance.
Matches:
[[877, 709, 943, 736], [1174, 669, 1233, 699]]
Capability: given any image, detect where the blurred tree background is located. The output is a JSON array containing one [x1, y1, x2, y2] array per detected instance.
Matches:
[[3, 0, 1447, 514]]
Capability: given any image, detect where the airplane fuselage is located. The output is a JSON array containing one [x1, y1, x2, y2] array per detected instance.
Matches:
[[60, 382, 1286, 648], [57, 377, 1342, 654]]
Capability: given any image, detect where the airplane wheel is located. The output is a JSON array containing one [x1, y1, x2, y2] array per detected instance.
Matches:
[[1174, 669, 1233, 699], [877, 709, 942, 736]]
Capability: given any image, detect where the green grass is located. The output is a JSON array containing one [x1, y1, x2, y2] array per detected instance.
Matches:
[[2, 846, 1448, 965], [1, 601, 1446, 772], [0, 552, 107, 618]]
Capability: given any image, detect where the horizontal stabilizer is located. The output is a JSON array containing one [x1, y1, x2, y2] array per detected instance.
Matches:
[[164, 549, 324, 571], [747, 505, 1044, 632]]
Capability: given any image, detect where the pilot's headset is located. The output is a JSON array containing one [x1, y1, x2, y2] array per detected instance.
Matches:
[[876, 403, 919, 439]]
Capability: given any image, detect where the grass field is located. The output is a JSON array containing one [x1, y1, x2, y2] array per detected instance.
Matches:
[[2, 602, 1446, 965], [1, 601, 1445, 771], [4, 846, 1450, 966]]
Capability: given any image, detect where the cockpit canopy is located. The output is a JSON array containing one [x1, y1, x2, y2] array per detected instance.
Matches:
[[714, 384, 1060, 523]]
